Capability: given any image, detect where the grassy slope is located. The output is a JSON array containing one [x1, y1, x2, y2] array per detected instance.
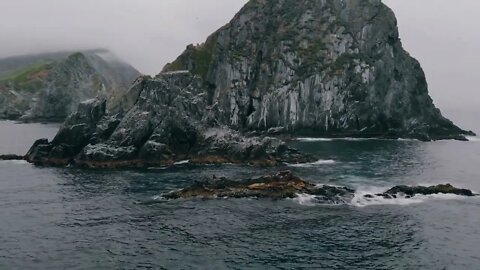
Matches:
[[0, 62, 52, 84]]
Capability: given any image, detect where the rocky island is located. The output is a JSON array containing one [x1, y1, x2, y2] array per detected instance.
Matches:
[[163, 171, 476, 202], [0, 50, 140, 122], [23, 0, 475, 169]]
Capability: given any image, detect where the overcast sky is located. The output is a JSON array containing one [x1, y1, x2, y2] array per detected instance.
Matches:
[[0, 0, 478, 130]]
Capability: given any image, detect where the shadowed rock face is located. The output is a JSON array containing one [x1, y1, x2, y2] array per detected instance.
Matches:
[[163, 171, 477, 202], [25, 79, 316, 169], [164, 0, 473, 140]]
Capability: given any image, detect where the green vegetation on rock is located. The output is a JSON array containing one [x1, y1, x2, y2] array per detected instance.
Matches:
[[0, 61, 52, 84]]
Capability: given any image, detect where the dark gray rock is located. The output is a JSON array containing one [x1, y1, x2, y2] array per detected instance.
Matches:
[[26, 73, 315, 168], [381, 183, 475, 197], [26, 98, 107, 165]]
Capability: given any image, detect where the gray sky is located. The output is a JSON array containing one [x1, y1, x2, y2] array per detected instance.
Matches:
[[0, 0, 478, 130]]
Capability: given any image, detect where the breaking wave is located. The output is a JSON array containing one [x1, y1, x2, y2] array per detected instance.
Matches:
[[296, 137, 419, 142], [293, 185, 478, 207], [296, 137, 334, 142], [287, 159, 336, 167], [174, 160, 190, 165]]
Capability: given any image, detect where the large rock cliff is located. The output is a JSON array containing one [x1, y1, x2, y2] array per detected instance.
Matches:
[[24, 0, 474, 169], [164, 0, 472, 140], [0, 50, 140, 122]]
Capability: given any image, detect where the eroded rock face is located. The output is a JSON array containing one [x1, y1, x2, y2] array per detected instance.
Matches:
[[26, 73, 315, 169], [163, 0, 473, 140], [163, 171, 477, 202]]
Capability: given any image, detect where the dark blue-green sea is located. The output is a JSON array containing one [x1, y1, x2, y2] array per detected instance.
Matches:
[[1, 120, 479, 269]]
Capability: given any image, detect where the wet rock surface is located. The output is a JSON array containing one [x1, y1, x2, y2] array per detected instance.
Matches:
[[164, 171, 355, 203], [380, 184, 475, 198], [164, 171, 477, 202]]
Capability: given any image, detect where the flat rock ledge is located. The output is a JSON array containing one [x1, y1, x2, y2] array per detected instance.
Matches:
[[164, 171, 477, 202]]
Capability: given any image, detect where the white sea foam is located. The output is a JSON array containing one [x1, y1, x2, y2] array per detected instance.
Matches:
[[296, 137, 419, 142], [288, 159, 336, 167], [174, 160, 190, 165], [291, 185, 477, 207], [292, 194, 319, 206], [296, 137, 333, 142], [351, 192, 472, 207], [466, 136, 480, 142], [350, 184, 477, 207]]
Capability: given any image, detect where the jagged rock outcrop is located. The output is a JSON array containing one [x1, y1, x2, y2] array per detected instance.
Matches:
[[163, 0, 474, 140], [0, 50, 140, 122], [26, 73, 315, 168], [163, 171, 477, 201]]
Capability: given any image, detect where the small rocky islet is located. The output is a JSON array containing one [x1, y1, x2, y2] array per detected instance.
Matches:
[[162, 171, 476, 202]]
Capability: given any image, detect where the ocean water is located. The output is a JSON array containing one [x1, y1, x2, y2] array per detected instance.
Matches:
[[1, 120, 480, 269]]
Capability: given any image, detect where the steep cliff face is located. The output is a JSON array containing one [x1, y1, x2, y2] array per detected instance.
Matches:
[[0, 51, 140, 122], [164, 0, 471, 140]]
